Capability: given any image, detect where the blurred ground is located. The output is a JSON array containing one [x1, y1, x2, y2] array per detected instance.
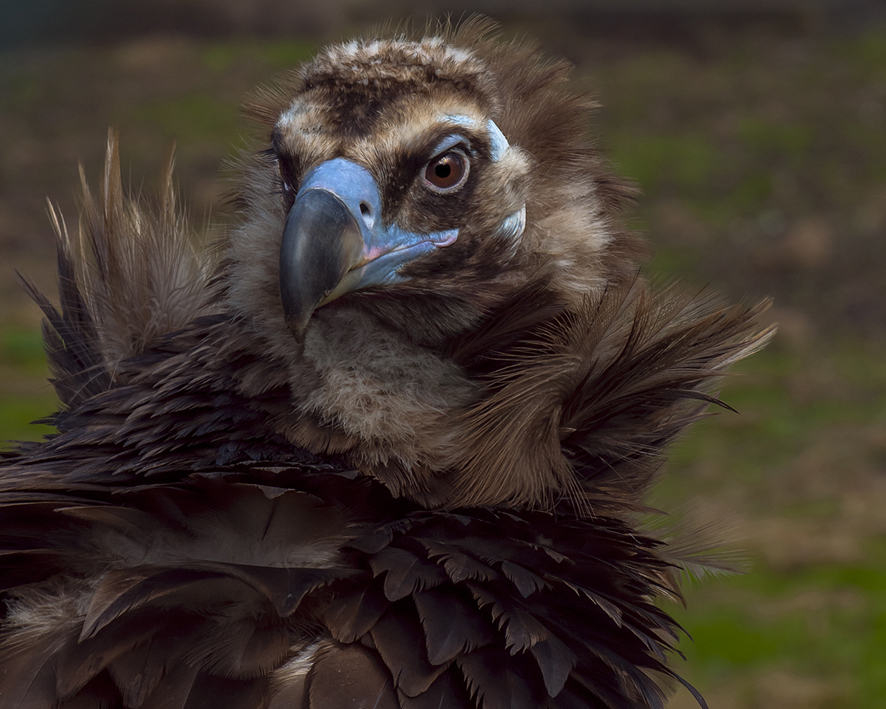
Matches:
[[1, 8, 885, 709]]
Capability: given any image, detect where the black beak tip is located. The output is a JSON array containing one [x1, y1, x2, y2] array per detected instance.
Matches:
[[283, 308, 309, 346], [278, 189, 363, 344]]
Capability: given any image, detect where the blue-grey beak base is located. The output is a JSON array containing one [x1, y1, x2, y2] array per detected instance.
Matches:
[[278, 159, 459, 338]]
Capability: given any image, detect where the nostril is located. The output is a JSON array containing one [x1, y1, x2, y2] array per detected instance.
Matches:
[[359, 201, 374, 226]]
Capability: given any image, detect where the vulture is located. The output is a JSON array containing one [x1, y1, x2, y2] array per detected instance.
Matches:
[[0, 19, 772, 709]]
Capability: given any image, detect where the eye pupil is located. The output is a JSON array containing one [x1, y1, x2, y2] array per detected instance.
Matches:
[[424, 151, 468, 191]]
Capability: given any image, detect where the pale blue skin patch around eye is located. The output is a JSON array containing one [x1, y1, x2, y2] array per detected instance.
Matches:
[[497, 205, 527, 243], [442, 113, 480, 131], [440, 115, 510, 163], [485, 119, 510, 162], [431, 133, 472, 156], [439, 114, 526, 242]]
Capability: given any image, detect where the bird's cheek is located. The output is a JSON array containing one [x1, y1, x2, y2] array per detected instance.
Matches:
[[469, 153, 531, 247]]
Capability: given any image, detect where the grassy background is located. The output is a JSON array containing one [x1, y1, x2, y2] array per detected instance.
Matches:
[[1, 19, 885, 709]]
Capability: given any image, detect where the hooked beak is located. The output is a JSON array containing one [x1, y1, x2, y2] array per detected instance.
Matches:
[[279, 158, 458, 340]]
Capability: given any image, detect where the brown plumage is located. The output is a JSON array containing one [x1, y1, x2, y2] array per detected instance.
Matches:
[[0, 19, 772, 709]]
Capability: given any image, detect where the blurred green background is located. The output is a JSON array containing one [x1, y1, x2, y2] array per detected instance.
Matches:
[[1, 2, 885, 707]]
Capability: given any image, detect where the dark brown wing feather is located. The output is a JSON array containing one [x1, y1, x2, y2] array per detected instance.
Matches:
[[0, 475, 356, 709], [0, 270, 763, 709], [2, 456, 715, 708]]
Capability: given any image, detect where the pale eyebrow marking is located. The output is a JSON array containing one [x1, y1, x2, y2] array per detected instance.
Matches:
[[441, 114, 511, 161]]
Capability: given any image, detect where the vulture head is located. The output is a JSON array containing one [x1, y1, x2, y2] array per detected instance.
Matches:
[[223, 23, 655, 508], [230, 28, 631, 339]]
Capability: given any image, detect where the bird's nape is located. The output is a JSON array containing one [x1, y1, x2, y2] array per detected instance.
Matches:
[[0, 18, 773, 709]]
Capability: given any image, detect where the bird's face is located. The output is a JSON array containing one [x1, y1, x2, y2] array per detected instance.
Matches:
[[266, 38, 533, 343], [227, 33, 632, 354], [275, 107, 528, 337]]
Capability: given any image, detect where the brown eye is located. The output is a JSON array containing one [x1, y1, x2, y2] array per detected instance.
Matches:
[[424, 150, 469, 192]]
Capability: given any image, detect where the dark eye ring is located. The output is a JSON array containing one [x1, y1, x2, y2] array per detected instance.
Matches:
[[423, 150, 469, 193]]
